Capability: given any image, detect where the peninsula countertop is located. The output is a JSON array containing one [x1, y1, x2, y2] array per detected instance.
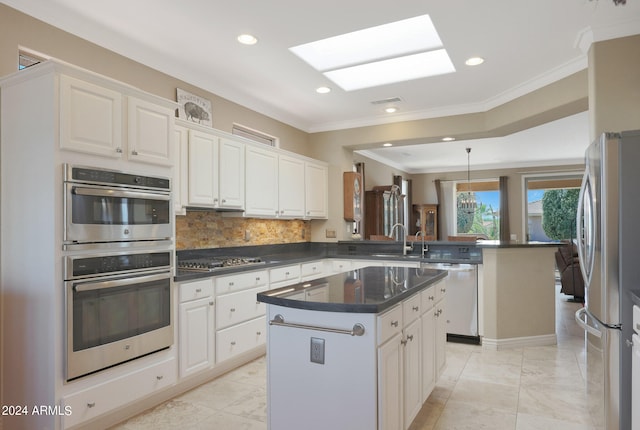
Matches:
[[257, 265, 448, 314]]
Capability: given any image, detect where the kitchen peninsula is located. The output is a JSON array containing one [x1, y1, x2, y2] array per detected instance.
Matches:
[[256, 266, 448, 430]]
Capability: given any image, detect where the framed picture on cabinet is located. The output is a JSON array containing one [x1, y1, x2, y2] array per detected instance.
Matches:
[[176, 88, 212, 127]]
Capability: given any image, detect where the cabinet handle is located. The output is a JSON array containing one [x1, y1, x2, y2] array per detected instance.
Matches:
[[229, 282, 234, 286], [131, 150, 138, 156], [196, 288, 202, 293], [222, 199, 226, 203], [441, 288, 446, 293], [407, 334, 414, 342], [230, 308, 236, 312], [156, 375, 163, 381], [391, 320, 399, 327], [87, 402, 96, 408], [285, 271, 290, 275], [256, 331, 262, 336], [230, 341, 236, 346], [256, 277, 261, 281], [209, 301, 214, 306], [413, 306, 419, 312], [429, 295, 435, 301], [401, 339, 408, 346], [115, 147, 123, 154]]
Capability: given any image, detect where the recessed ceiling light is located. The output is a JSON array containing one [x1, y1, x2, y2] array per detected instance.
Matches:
[[385, 107, 397, 113], [442, 137, 456, 141], [383, 143, 393, 147], [237, 34, 258, 45], [465, 57, 484, 66], [316, 86, 331, 94]]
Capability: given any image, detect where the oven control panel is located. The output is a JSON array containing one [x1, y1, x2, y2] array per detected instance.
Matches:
[[66, 251, 172, 279]]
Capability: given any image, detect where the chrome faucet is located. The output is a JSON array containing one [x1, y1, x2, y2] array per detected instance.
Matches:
[[389, 223, 413, 255], [415, 231, 429, 258]]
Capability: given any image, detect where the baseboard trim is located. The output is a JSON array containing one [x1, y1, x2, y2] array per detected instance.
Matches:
[[481, 333, 557, 350]]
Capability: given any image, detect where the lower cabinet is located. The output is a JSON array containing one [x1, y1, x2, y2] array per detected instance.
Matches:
[[62, 357, 176, 428], [179, 279, 215, 378], [378, 333, 404, 430], [216, 316, 266, 363]]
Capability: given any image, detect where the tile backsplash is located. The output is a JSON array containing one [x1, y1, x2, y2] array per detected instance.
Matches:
[[175, 210, 311, 250]]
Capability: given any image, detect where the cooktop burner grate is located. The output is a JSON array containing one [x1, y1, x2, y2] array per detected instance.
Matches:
[[178, 256, 264, 272]]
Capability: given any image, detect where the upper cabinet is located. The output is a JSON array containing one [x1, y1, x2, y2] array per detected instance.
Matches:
[[305, 161, 328, 219], [245, 145, 279, 217], [186, 127, 245, 211], [278, 154, 305, 218], [59, 74, 175, 166]]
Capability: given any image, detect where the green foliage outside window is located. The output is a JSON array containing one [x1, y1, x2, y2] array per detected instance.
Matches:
[[542, 189, 579, 240]]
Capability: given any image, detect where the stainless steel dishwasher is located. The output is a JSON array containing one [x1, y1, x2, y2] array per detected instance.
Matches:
[[422, 243, 481, 344]]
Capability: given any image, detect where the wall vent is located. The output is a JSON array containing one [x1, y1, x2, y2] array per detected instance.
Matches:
[[371, 97, 402, 105]]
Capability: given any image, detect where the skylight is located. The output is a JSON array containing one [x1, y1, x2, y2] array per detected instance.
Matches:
[[289, 14, 455, 91]]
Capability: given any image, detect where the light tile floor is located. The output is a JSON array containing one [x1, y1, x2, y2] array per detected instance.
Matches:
[[113, 285, 590, 430]]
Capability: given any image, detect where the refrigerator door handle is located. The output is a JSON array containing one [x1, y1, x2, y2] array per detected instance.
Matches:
[[575, 308, 603, 338]]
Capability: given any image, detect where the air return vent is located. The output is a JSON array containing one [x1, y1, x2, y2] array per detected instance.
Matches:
[[371, 97, 403, 105]]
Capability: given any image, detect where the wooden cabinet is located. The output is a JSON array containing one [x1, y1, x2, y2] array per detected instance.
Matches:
[[305, 161, 329, 219], [187, 129, 244, 210], [414, 204, 438, 240], [59, 74, 174, 166], [179, 279, 215, 378], [365, 186, 405, 240]]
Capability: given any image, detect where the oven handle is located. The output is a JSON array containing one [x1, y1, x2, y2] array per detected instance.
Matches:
[[74, 272, 170, 292], [73, 186, 170, 201]]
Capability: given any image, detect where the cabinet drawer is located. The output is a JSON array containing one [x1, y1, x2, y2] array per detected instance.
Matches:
[[421, 286, 436, 312], [269, 264, 301, 284], [403, 293, 422, 324], [301, 260, 325, 280], [216, 286, 266, 329], [377, 305, 403, 345], [435, 279, 447, 302], [215, 269, 268, 295], [179, 279, 214, 303], [62, 357, 176, 428], [216, 316, 267, 363], [331, 259, 352, 273]]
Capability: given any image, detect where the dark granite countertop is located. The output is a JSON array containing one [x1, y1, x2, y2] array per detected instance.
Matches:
[[257, 266, 448, 314]]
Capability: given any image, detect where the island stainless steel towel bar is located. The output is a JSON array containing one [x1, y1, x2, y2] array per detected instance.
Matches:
[[270, 314, 365, 336]]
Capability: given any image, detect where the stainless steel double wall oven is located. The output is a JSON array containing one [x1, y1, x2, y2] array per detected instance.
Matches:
[[63, 164, 174, 381]]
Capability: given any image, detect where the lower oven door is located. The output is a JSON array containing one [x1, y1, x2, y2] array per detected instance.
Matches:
[[66, 271, 173, 381]]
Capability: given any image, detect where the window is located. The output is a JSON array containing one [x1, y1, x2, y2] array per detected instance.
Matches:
[[232, 123, 278, 147], [456, 180, 500, 239], [524, 175, 582, 242]]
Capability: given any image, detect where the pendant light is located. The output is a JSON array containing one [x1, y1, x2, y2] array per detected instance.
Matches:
[[458, 147, 477, 215]]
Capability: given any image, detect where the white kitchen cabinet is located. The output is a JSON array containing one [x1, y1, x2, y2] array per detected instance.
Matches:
[[127, 96, 174, 166], [378, 332, 404, 430], [269, 264, 301, 288], [304, 161, 328, 219], [216, 316, 266, 363], [403, 318, 422, 427], [421, 285, 437, 400], [278, 154, 305, 218], [331, 259, 353, 273], [62, 357, 176, 429], [216, 286, 266, 330], [245, 144, 279, 217], [305, 284, 329, 302], [59, 74, 175, 166], [300, 260, 326, 281], [179, 279, 215, 378], [59, 74, 123, 158], [435, 281, 448, 378], [187, 129, 244, 209], [173, 124, 189, 214]]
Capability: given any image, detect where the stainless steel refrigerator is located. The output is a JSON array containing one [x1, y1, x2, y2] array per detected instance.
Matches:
[[575, 130, 640, 430]]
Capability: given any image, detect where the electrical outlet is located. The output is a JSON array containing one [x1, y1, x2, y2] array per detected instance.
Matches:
[[310, 337, 325, 364], [325, 229, 337, 238]]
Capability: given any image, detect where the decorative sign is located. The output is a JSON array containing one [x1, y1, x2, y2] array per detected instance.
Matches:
[[176, 88, 212, 126]]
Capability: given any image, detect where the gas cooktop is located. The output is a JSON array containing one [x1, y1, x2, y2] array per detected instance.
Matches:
[[177, 256, 264, 272]]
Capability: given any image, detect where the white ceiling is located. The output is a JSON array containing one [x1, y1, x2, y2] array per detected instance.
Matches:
[[5, 0, 639, 172]]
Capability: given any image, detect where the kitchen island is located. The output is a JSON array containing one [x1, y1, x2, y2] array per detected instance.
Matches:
[[257, 265, 448, 430]]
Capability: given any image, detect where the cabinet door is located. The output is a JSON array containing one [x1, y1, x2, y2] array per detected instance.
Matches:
[[421, 308, 436, 401], [278, 154, 305, 218], [378, 334, 403, 430], [188, 130, 218, 206], [218, 137, 245, 209], [403, 319, 422, 427], [435, 297, 447, 378], [127, 96, 174, 166], [305, 285, 329, 302], [216, 316, 266, 363], [305, 161, 328, 219], [245, 145, 279, 217], [216, 286, 266, 330], [179, 297, 215, 377], [59, 74, 123, 157]]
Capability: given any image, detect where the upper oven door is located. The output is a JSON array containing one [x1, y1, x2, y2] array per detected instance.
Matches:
[[64, 182, 172, 244]]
